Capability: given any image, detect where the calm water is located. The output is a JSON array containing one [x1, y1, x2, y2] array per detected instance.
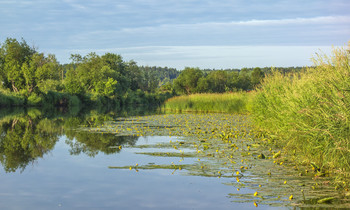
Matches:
[[0, 108, 347, 209], [0, 135, 264, 210]]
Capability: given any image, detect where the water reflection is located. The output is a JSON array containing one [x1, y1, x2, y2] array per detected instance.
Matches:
[[0, 113, 60, 172], [65, 133, 138, 157], [0, 106, 158, 173]]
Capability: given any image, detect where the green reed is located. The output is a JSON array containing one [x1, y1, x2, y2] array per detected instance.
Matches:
[[164, 92, 254, 113], [252, 44, 350, 176]]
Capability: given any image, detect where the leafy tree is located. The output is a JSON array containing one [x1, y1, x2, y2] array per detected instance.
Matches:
[[174, 67, 203, 94], [0, 38, 35, 92], [94, 77, 118, 97], [125, 60, 142, 91], [206, 70, 228, 93], [196, 77, 210, 93], [64, 67, 85, 95], [251, 67, 265, 87], [226, 71, 240, 91], [237, 68, 252, 90]]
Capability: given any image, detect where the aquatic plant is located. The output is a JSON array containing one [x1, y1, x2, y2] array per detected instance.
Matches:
[[83, 113, 350, 208], [252, 44, 350, 180], [164, 92, 254, 113]]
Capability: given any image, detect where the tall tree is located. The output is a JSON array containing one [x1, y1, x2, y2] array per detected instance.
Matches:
[[251, 67, 265, 87], [0, 38, 35, 92], [174, 67, 203, 95]]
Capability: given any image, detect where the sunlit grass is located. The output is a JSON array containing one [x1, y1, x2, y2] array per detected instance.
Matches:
[[252, 44, 350, 178], [164, 92, 254, 113]]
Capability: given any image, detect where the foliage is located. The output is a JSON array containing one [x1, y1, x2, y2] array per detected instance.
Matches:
[[0, 89, 25, 107], [0, 37, 302, 108], [250, 67, 265, 87], [173, 67, 267, 95], [252, 44, 350, 175], [174, 67, 203, 94]]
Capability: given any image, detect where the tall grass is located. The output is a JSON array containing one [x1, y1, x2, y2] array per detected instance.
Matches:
[[252, 45, 350, 175], [165, 92, 254, 113]]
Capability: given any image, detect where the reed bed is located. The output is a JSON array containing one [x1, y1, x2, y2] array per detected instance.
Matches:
[[252, 45, 350, 176], [165, 92, 253, 113]]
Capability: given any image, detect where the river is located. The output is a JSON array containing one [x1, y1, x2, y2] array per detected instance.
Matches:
[[0, 107, 347, 209]]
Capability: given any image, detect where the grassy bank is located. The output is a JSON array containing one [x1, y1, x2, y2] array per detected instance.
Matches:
[[164, 44, 350, 183], [164, 92, 253, 113], [252, 46, 350, 178]]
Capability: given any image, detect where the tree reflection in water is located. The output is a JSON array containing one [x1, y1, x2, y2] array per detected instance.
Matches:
[[0, 108, 144, 172]]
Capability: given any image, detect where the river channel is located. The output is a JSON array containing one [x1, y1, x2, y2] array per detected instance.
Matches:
[[0, 107, 348, 209]]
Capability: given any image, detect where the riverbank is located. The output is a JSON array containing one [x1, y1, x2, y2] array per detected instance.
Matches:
[[0, 89, 172, 110], [164, 45, 350, 187]]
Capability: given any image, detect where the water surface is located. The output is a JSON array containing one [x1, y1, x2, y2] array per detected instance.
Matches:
[[0, 108, 348, 209]]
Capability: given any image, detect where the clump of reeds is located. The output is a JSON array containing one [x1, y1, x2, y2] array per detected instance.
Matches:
[[252, 43, 350, 175], [165, 92, 254, 113]]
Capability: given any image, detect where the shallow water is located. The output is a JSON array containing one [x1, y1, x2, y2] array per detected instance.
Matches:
[[0, 109, 348, 209]]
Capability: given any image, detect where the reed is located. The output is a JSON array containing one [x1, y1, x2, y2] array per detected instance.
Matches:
[[165, 92, 254, 113], [252, 44, 350, 175]]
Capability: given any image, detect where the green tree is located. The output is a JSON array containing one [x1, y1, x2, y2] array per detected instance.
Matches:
[[64, 67, 85, 94], [227, 71, 240, 91], [237, 68, 252, 90], [0, 38, 35, 92], [125, 60, 143, 91], [251, 67, 265, 87], [196, 77, 209, 93], [174, 67, 203, 95], [94, 77, 118, 97], [206, 70, 228, 93]]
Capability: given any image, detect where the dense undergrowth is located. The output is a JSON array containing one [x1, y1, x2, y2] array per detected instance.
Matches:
[[0, 88, 171, 110]]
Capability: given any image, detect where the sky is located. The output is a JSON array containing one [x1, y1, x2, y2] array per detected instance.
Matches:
[[0, 0, 349, 69]]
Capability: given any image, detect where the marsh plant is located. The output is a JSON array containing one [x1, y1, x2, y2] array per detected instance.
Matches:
[[252, 44, 350, 179], [164, 92, 253, 113]]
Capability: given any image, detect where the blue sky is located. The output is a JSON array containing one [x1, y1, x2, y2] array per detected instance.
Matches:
[[0, 0, 349, 69]]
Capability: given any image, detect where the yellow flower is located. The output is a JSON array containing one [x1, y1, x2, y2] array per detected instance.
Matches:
[[289, 195, 293, 200], [254, 191, 258, 196]]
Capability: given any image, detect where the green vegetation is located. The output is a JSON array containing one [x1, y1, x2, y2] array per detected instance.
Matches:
[[173, 67, 265, 94], [0, 106, 161, 172], [252, 44, 350, 179], [165, 92, 253, 113], [0, 37, 304, 109], [92, 113, 349, 207], [163, 43, 350, 186], [0, 38, 175, 108]]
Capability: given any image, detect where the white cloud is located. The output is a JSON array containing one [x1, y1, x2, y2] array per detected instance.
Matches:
[[55, 45, 337, 69], [117, 15, 350, 33]]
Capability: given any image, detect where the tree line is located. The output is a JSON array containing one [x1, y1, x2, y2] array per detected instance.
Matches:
[[0, 37, 304, 107], [0, 38, 176, 107]]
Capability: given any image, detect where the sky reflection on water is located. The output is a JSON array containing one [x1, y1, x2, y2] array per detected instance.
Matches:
[[0, 134, 268, 210]]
